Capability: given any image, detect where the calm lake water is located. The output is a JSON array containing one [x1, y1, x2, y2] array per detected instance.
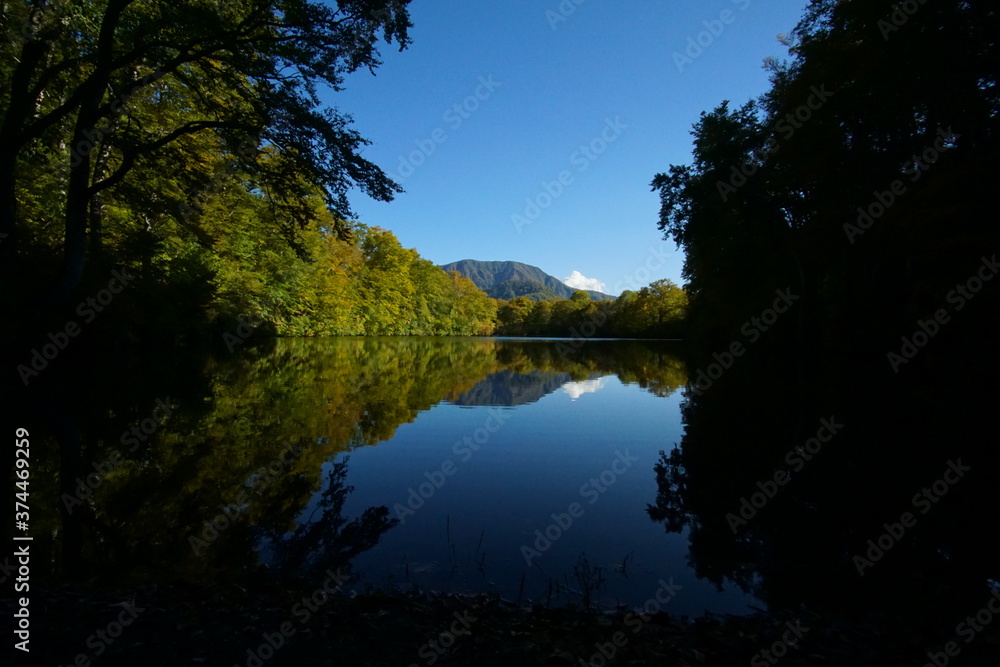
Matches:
[[248, 337, 757, 615], [17, 332, 1000, 633], [22, 336, 758, 616], [292, 339, 757, 615]]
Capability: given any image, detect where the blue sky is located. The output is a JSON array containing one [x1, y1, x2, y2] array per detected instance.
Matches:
[[334, 0, 809, 295]]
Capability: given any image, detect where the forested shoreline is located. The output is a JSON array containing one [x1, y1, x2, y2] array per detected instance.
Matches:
[[2, 1, 996, 355], [0, 1, 686, 353], [3, 0, 1000, 664]]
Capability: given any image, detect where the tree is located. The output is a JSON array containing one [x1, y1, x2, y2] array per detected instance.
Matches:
[[651, 0, 998, 357], [524, 300, 553, 335], [608, 281, 686, 338], [637, 279, 687, 336], [496, 296, 535, 336], [355, 227, 416, 335], [447, 272, 498, 336], [1, 0, 413, 315]]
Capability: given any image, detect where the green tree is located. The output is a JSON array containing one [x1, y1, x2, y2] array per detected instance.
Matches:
[[1, 0, 412, 319], [496, 296, 536, 336], [355, 226, 417, 335], [651, 0, 998, 357]]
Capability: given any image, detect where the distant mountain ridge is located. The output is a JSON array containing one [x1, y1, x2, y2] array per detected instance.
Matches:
[[440, 260, 614, 302], [451, 369, 610, 406]]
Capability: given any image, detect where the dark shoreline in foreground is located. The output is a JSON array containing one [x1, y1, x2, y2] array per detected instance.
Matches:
[[8, 579, 994, 666]]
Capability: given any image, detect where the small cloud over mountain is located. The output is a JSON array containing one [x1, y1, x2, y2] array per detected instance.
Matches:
[[563, 270, 607, 293]]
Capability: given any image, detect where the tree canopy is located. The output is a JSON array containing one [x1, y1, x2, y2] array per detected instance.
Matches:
[[1, 0, 414, 337], [653, 0, 999, 358]]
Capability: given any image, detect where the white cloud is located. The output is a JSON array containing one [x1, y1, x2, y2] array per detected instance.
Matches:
[[562, 377, 610, 400], [563, 270, 607, 293]]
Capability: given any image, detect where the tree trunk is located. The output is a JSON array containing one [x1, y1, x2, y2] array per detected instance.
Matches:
[[88, 143, 114, 263], [43, 0, 131, 308], [0, 4, 55, 257], [58, 147, 92, 298], [0, 159, 17, 251]]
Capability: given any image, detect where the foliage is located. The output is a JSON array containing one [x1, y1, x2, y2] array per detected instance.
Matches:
[[21, 337, 684, 586], [494, 281, 687, 338], [0, 0, 437, 343], [651, 0, 999, 357], [643, 0, 1000, 632]]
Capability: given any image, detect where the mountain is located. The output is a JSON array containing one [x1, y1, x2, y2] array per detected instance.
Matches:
[[450, 370, 610, 406], [440, 260, 614, 302], [451, 370, 572, 406]]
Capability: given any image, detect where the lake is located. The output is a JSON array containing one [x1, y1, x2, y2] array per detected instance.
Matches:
[[285, 338, 756, 615], [15, 331, 1000, 638], [20, 336, 758, 617]]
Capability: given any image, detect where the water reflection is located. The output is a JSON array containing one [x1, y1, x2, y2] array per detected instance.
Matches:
[[451, 370, 575, 406], [646, 349, 1000, 624], [14, 337, 690, 599], [562, 376, 610, 400], [9, 333, 999, 657], [259, 459, 398, 582]]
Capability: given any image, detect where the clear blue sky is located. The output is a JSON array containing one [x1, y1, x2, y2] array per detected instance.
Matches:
[[334, 0, 808, 295]]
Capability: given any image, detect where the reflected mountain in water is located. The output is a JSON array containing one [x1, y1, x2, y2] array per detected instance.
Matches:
[[13, 337, 686, 592], [451, 369, 610, 406]]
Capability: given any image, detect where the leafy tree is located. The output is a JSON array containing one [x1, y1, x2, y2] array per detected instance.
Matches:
[[447, 271, 499, 336], [355, 226, 417, 335], [524, 300, 553, 335], [1, 0, 412, 320], [643, 0, 1000, 631], [495, 283, 685, 338], [651, 0, 998, 358], [631, 279, 687, 337], [495, 296, 535, 336]]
